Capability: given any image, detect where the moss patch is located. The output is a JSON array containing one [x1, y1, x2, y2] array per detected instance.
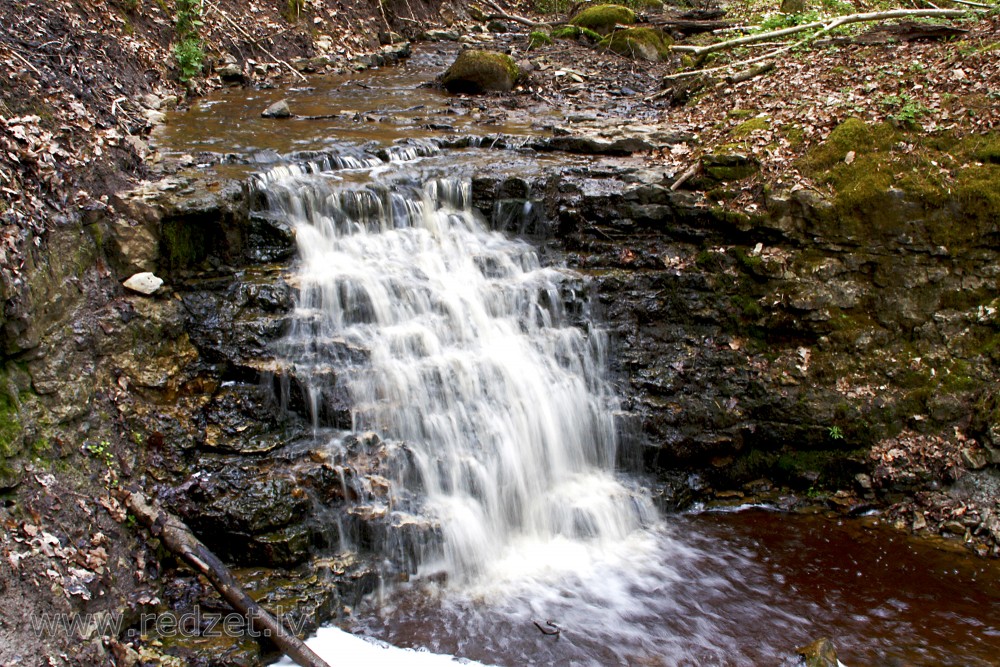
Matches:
[[731, 116, 771, 138], [570, 4, 636, 35], [551, 24, 602, 41], [796, 118, 1000, 244], [528, 30, 553, 50], [599, 27, 673, 61], [442, 50, 521, 94]]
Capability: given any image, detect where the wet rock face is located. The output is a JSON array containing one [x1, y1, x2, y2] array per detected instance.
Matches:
[[501, 163, 1000, 494]]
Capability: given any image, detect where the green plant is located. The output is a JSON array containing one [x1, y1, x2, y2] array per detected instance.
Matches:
[[828, 425, 844, 440], [879, 93, 929, 127], [758, 10, 821, 31], [83, 440, 115, 467], [532, 0, 572, 14], [174, 38, 204, 81], [283, 0, 305, 23], [173, 0, 205, 81]]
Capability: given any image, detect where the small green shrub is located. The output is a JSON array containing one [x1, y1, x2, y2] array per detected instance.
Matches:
[[174, 0, 204, 81], [879, 93, 930, 128], [174, 38, 204, 81]]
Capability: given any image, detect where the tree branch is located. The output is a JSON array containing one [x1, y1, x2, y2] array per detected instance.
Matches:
[[670, 8, 969, 57], [126, 491, 330, 667], [474, 0, 550, 27], [663, 8, 973, 82]]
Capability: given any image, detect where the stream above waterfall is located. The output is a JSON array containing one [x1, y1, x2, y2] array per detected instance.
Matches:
[[153, 46, 1000, 667]]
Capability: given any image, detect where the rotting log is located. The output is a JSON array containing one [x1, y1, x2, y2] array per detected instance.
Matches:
[[126, 491, 331, 667]]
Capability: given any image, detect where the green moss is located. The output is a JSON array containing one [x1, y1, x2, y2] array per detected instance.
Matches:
[[731, 116, 770, 138], [954, 164, 1000, 225], [727, 108, 756, 119], [442, 50, 521, 93], [160, 219, 207, 271], [528, 30, 553, 49], [569, 4, 636, 35], [551, 25, 603, 41], [799, 117, 899, 173], [780, 125, 806, 148], [0, 383, 23, 460], [599, 27, 673, 61], [797, 120, 1000, 243]]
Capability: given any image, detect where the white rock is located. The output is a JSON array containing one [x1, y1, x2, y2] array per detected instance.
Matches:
[[123, 272, 164, 295]]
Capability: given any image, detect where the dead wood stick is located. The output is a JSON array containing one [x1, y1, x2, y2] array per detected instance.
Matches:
[[671, 162, 700, 190], [725, 61, 775, 83], [202, 0, 307, 81], [126, 491, 330, 667], [476, 0, 550, 27], [670, 8, 969, 56]]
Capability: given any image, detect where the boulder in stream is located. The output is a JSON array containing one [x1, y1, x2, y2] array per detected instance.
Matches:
[[795, 637, 840, 667], [600, 27, 674, 61], [442, 50, 521, 94]]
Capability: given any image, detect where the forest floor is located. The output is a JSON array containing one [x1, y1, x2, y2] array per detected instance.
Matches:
[[1, 0, 999, 665]]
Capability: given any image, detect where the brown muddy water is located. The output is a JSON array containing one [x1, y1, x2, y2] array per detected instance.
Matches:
[[154, 47, 544, 161], [159, 48, 1000, 667], [349, 508, 1000, 666]]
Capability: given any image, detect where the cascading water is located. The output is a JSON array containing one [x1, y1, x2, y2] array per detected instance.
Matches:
[[260, 153, 1000, 667], [259, 157, 656, 583]]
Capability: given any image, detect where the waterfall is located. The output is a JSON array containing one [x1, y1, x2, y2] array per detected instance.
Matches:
[[259, 161, 655, 582]]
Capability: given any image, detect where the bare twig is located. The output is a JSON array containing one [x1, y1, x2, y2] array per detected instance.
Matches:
[[475, 0, 550, 27]]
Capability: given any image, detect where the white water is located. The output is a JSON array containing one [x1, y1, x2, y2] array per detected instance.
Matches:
[[262, 163, 657, 583], [257, 161, 826, 667]]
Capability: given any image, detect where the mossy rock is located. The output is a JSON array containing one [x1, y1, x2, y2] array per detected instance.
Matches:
[[528, 30, 553, 50], [552, 24, 603, 41], [599, 27, 673, 61], [569, 4, 636, 35], [442, 49, 521, 94], [701, 153, 760, 182], [799, 117, 899, 174], [797, 119, 1000, 244]]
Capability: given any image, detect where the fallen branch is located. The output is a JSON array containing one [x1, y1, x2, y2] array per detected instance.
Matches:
[[203, 0, 307, 81], [664, 8, 971, 82], [670, 8, 969, 56], [126, 491, 330, 667], [671, 162, 700, 190], [475, 0, 550, 27], [725, 61, 775, 84], [646, 18, 733, 34]]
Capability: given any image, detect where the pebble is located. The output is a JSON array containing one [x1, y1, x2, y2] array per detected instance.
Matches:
[[123, 272, 163, 296], [262, 99, 291, 118]]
